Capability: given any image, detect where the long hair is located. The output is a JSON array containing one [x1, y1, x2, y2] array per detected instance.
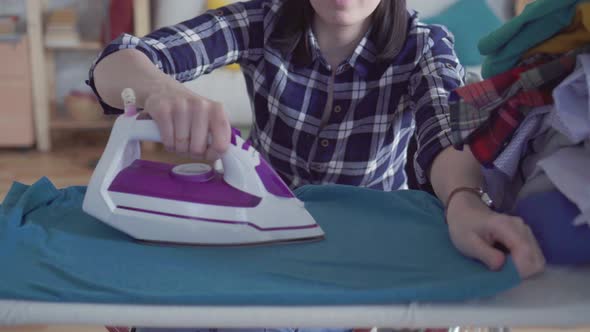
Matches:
[[269, 0, 408, 64]]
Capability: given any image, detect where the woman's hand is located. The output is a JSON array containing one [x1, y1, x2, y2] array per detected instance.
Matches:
[[144, 84, 231, 161], [92, 49, 231, 161], [445, 192, 546, 279]]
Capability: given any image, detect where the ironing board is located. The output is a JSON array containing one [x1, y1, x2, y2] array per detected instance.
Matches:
[[1, 266, 589, 329]]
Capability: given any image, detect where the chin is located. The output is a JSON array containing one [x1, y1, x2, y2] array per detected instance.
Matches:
[[323, 13, 362, 26], [310, 0, 380, 27]]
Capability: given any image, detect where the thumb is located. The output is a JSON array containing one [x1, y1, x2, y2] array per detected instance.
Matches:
[[467, 235, 506, 271]]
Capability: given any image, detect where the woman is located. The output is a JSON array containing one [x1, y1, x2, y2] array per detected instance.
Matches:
[[90, 0, 544, 297]]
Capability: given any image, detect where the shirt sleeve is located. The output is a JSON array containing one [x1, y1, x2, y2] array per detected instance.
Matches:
[[409, 24, 465, 186], [87, 0, 275, 114]]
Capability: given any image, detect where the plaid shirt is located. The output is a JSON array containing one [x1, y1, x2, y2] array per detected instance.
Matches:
[[88, 0, 464, 190], [449, 48, 587, 166]]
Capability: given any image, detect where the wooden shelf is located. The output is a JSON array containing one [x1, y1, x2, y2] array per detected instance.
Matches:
[[26, 0, 151, 151], [45, 40, 103, 51]]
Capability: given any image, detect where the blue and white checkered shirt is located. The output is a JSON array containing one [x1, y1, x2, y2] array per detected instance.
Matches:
[[88, 0, 464, 191]]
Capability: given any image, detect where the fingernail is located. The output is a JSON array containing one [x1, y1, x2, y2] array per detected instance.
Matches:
[[206, 152, 220, 162]]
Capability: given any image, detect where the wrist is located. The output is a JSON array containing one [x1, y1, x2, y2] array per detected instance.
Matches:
[[445, 187, 494, 225], [143, 78, 194, 105]]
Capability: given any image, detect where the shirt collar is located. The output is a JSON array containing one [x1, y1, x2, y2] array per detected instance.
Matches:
[[305, 25, 376, 78]]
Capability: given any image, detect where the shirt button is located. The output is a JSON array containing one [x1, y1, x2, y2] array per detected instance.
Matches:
[[334, 105, 342, 113], [215, 9, 224, 16], [320, 139, 330, 148]]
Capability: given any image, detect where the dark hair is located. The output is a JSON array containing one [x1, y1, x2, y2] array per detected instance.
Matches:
[[269, 0, 408, 64]]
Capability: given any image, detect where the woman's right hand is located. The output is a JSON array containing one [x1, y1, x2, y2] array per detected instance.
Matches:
[[446, 192, 545, 279], [143, 84, 231, 162]]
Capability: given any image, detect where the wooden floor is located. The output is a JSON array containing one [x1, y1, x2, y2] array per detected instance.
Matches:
[[0, 133, 588, 332], [0, 144, 98, 197]]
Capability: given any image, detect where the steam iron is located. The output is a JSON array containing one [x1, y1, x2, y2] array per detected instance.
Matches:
[[82, 89, 325, 245]]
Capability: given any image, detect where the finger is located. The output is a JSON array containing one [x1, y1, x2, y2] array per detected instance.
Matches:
[[188, 100, 209, 160], [523, 224, 546, 273], [206, 103, 230, 161], [147, 102, 174, 151], [489, 217, 543, 278], [467, 234, 506, 271], [487, 217, 523, 253], [173, 100, 191, 154], [205, 149, 221, 162]]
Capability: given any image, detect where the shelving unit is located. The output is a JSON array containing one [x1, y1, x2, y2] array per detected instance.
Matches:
[[25, 0, 152, 152]]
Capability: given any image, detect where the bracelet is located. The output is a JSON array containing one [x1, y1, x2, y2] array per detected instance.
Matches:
[[444, 187, 493, 223]]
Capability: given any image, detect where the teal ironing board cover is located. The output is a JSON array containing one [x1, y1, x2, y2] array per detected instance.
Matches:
[[0, 177, 520, 305]]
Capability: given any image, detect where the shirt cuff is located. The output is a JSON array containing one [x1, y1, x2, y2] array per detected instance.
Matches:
[[86, 33, 160, 114]]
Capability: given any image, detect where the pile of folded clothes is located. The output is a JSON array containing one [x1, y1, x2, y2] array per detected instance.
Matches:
[[449, 0, 590, 265]]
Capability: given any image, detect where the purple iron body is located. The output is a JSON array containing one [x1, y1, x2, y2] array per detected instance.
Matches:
[[82, 88, 325, 245]]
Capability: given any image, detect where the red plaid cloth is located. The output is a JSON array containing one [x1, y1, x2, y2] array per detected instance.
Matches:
[[449, 47, 588, 166], [468, 89, 553, 165]]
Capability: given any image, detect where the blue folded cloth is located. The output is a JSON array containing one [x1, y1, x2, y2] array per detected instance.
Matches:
[[0, 177, 519, 305]]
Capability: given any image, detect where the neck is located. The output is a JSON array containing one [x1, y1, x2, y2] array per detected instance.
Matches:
[[313, 16, 371, 71]]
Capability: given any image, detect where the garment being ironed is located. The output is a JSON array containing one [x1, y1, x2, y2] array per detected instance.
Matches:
[[524, 3, 590, 59], [479, 0, 586, 78], [448, 48, 587, 166], [137, 328, 350, 332], [0, 177, 520, 306]]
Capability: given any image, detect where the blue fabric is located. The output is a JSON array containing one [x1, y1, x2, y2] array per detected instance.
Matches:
[[514, 190, 590, 265], [136, 329, 349, 332], [0, 177, 520, 305], [423, 0, 503, 67]]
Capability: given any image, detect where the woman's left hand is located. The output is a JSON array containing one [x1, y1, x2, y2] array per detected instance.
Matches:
[[445, 192, 546, 279]]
